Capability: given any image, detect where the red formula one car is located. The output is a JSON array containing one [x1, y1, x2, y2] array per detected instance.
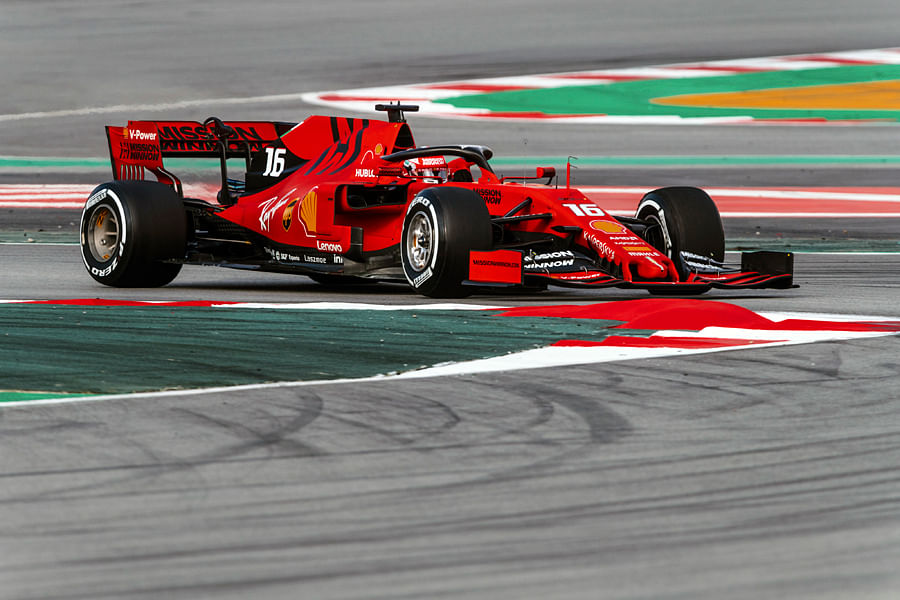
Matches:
[[80, 104, 793, 297]]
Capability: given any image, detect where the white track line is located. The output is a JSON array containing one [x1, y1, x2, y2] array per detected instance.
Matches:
[[0, 93, 311, 123]]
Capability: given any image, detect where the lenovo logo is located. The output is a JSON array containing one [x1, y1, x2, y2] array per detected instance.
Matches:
[[316, 241, 343, 253]]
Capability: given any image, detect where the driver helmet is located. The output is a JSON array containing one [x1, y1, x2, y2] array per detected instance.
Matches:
[[403, 156, 448, 181]]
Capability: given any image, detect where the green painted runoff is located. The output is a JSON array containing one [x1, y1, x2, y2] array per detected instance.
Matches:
[[0, 305, 620, 398], [437, 65, 900, 121]]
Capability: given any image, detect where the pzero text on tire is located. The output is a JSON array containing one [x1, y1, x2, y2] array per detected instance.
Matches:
[[635, 186, 725, 280], [80, 181, 187, 287], [401, 187, 492, 298]]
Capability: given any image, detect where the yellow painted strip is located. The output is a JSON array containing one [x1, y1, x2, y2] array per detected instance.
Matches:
[[653, 80, 900, 110]]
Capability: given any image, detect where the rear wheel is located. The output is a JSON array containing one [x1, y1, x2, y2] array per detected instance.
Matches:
[[80, 181, 187, 287], [635, 186, 724, 280], [401, 187, 492, 298]]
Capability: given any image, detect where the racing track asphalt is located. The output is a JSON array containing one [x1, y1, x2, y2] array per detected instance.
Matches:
[[2, 245, 899, 600], [2, 1, 900, 598]]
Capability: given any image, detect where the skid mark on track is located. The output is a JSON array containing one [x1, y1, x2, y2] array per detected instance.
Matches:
[[173, 399, 326, 459]]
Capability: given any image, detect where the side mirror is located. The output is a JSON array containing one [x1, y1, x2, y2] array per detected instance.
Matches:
[[499, 166, 558, 185]]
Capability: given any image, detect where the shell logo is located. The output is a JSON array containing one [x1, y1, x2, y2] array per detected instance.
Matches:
[[300, 189, 318, 234], [282, 198, 298, 231], [590, 220, 627, 233]]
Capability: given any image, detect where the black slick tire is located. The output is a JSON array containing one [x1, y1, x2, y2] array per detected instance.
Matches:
[[635, 186, 725, 280], [401, 187, 492, 298], [80, 181, 187, 287]]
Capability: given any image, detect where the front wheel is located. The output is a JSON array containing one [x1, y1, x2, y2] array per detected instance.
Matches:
[[635, 186, 724, 280], [401, 187, 492, 298], [80, 181, 187, 287]]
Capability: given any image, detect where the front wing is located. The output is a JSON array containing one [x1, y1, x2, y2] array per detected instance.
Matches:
[[466, 250, 794, 292]]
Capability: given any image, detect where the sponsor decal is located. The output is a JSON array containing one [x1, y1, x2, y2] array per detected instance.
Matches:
[[623, 245, 654, 253], [409, 195, 431, 210], [85, 188, 108, 209], [524, 250, 574, 263], [300, 189, 318, 234], [585, 233, 617, 262], [476, 188, 502, 205], [525, 259, 575, 270], [555, 271, 611, 281], [258, 189, 296, 232], [376, 166, 404, 177], [266, 247, 340, 264], [120, 141, 160, 162], [90, 257, 118, 277], [374, 143, 384, 155], [682, 250, 713, 262], [355, 168, 375, 178], [316, 240, 343, 253], [472, 259, 521, 268], [590, 220, 627, 233], [412, 267, 433, 287], [404, 157, 448, 179], [265, 247, 302, 262], [117, 123, 162, 163], [469, 250, 523, 284], [282, 198, 298, 231], [125, 128, 157, 142], [157, 123, 268, 153]]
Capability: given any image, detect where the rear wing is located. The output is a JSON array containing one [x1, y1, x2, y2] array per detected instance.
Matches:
[[106, 119, 294, 194]]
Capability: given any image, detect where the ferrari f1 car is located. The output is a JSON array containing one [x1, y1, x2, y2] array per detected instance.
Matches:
[[80, 104, 793, 297]]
